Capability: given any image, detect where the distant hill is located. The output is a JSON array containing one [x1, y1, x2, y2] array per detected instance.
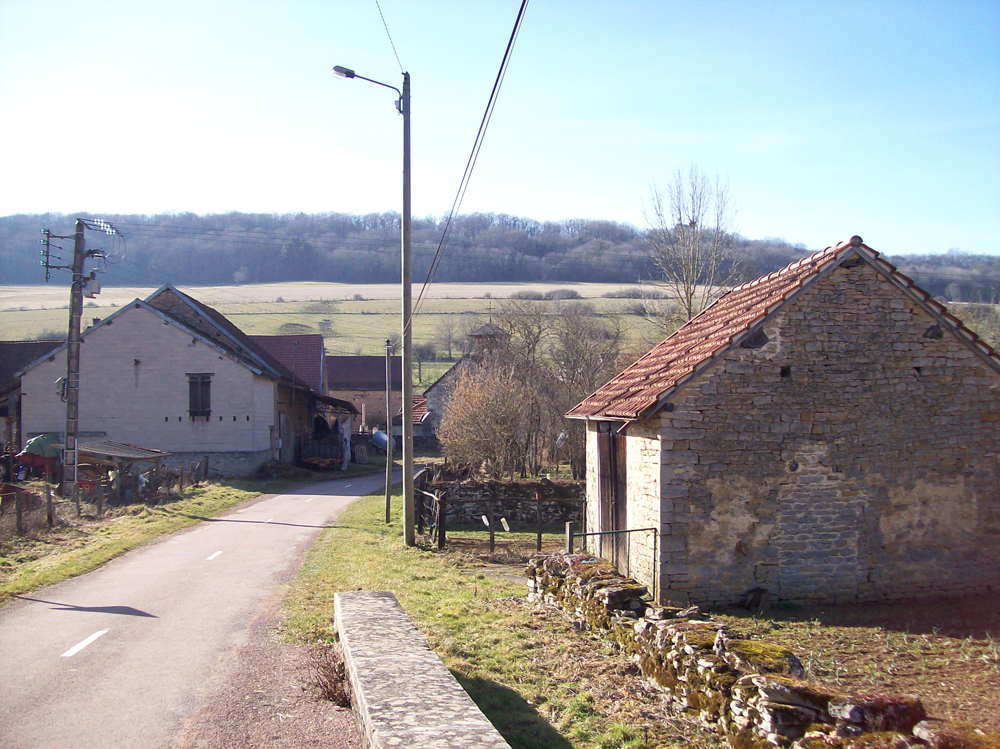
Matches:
[[1, 212, 995, 302]]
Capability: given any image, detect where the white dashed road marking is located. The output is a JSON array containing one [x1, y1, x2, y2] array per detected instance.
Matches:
[[206, 551, 222, 561], [61, 630, 109, 658]]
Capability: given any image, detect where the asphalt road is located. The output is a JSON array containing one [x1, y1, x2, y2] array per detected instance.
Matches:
[[0, 472, 390, 749]]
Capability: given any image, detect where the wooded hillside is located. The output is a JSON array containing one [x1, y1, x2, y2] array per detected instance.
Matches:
[[1, 212, 996, 302]]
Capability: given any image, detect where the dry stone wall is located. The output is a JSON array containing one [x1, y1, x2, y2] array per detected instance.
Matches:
[[526, 553, 1000, 749], [652, 262, 1000, 606], [426, 478, 583, 529]]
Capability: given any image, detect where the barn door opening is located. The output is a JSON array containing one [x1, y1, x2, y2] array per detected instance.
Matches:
[[597, 423, 628, 574]]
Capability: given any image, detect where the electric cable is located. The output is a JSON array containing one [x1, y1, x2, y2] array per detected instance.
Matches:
[[413, 0, 530, 319]]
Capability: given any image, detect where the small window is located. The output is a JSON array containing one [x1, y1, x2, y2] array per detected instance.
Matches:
[[188, 373, 212, 418]]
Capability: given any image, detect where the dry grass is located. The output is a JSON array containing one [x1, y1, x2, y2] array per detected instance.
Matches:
[[716, 595, 1000, 732], [307, 642, 351, 708]]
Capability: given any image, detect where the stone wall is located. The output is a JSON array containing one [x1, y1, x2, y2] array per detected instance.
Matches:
[[646, 261, 1000, 606], [526, 553, 1000, 749], [426, 478, 583, 530]]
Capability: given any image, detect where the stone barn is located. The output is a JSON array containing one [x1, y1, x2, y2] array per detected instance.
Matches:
[[567, 237, 1000, 606]]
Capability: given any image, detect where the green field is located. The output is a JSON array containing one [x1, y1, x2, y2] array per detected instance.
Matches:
[[0, 283, 666, 387]]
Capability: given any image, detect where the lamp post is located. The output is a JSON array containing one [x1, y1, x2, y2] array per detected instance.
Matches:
[[333, 65, 415, 546]]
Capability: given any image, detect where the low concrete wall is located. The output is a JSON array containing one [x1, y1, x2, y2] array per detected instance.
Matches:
[[334, 591, 511, 749]]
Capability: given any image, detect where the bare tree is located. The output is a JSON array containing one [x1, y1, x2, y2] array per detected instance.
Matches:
[[438, 360, 535, 481], [414, 342, 437, 383], [645, 165, 743, 321], [432, 318, 460, 361]]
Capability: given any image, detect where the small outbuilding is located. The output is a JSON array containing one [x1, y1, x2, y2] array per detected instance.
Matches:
[[568, 237, 1000, 606]]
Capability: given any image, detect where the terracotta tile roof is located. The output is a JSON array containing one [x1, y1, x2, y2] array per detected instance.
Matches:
[[567, 236, 1000, 422], [412, 394, 428, 423], [393, 394, 428, 426], [326, 356, 402, 391], [250, 334, 325, 392]]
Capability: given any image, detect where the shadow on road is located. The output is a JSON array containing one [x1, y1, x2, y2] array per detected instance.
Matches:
[[179, 514, 329, 530], [13, 596, 157, 618]]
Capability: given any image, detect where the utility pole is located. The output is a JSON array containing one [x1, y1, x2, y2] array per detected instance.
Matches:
[[39, 218, 116, 497], [384, 339, 393, 523], [401, 71, 415, 547], [61, 220, 86, 498]]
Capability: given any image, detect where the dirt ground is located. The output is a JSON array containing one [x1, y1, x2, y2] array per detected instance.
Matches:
[[174, 591, 361, 749], [717, 592, 1000, 733]]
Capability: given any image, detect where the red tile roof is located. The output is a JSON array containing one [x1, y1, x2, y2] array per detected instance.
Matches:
[[567, 236, 1000, 422], [250, 334, 325, 392], [394, 394, 428, 426]]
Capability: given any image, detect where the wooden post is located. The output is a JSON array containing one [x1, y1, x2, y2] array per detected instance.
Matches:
[[416, 491, 424, 536], [74, 484, 80, 517], [96, 480, 104, 518], [488, 499, 495, 554], [203, 455, 209, 481], [15, 490, 24, 536], [535, 491, 543, 553], [437, 495, 446, 551], [46, 484, 53, 527], [179, 466, 185, 492], [565, 521, 574, 554]]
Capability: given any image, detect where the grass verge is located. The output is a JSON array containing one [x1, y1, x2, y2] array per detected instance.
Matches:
[[283, 488, 720, 749]]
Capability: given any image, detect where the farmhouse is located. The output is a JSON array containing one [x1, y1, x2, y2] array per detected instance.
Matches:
[[568, 236, 1000, 606], [17, 285, 354, 475], [325, 355, 401, 430], [0, 339, 62, 453], [423, 322, 508, 435]]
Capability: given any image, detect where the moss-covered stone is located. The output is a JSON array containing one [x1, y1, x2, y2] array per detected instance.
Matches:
[[913, 719, 1000, 749], [722, 639, 805, 676]]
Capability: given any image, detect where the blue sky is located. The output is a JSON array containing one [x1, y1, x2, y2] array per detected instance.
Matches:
[[0, 0, 997, 255]]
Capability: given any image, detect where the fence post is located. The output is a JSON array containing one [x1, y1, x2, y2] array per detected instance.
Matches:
[[203, 455, 209, 481], [96, 480, 104, 518], [535, 491, 543, 553], [487, 498, 495, 554], [74, 484, 80, 517], [15, 490, 24, 536], [437, 495, 447, 551], [416, 491, 424, 536], [565, 521, 574, 554], [179, 466, 185, 492], [46, 484, 53, 527]]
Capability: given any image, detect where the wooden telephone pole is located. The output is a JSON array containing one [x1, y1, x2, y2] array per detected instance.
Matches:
[[40, 218, 117, 498], [61, 220, 86, 497]]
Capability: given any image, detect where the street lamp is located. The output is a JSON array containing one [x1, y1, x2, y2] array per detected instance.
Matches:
[[333, 64, 415, 547]]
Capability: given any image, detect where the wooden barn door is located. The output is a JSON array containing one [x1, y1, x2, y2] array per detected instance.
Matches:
[[597, 425, 629, 574], [611, 430, 628, 573]]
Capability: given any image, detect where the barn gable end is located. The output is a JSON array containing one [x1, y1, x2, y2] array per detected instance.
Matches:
[[575, 239, 1000, 605]]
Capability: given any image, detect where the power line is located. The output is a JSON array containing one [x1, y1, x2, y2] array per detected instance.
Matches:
[[414, 0, 531, 316], [374, 0, 404, 74]]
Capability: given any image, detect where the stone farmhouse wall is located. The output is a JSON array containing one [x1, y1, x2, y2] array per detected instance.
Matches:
[[619, 262, 1000, 606], [19, 304, 280, 472]]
